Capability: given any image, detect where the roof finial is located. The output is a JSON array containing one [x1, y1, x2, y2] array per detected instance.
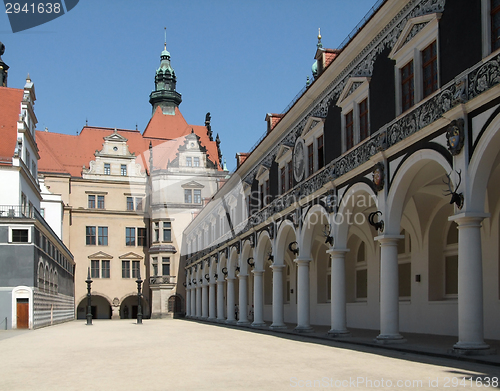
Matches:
[[164, 27, 167, 50], [317, 28, 322, 49]]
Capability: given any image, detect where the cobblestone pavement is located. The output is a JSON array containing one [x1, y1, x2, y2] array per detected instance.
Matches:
[[1, 319, 499, 391]]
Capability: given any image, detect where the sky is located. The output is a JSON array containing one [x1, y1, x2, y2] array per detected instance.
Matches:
[[1, 0, 379, 171]]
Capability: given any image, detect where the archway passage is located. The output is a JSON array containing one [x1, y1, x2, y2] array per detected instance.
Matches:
[[120, 295, 148, 319], [168, 295, 183, 318], [76, 295, 111, 320]]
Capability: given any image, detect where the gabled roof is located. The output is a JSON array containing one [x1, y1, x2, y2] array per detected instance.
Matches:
[[0, 87, 24, 165]]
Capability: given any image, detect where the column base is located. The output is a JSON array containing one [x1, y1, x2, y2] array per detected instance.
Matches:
[[207, 317, 217, 322], [270, 323, 287, 330], [451, 341, 495, 356], [216, 318, 226, 324], [200, 316, 208, 321], [375, 334, 406, 344], [237, 320, 251, 326], [294, 325, 314, 333], [251, 321, 267, 328], [225, 319, 237, 325], [328, 329, 351, 338]]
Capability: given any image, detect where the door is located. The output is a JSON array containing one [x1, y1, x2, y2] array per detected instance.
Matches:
[[16, 298, 29, 329]]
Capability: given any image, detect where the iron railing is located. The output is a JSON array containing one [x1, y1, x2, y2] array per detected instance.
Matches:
[[0, 205, 33, 218]]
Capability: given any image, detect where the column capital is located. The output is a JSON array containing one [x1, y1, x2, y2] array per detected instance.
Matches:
[[238, 274, 248, 279], [326, 248, 350, 255], [216, 280, 225, 285], [252, 269, 264, 276], [449, 212, 490, 225], [374, 234, 404, 245], [271, 264, 286, 270], [226, 276, 236, 281], [294, 257, 311, 265]]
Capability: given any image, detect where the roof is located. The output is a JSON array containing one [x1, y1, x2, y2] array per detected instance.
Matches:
[[37, 107, 221, 177], [0, 87, 23, 165]]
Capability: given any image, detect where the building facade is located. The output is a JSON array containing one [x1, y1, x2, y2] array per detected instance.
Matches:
[[0, 46, 75, 329], [37, 45, 226, 319], [184, 0, 500, 353]]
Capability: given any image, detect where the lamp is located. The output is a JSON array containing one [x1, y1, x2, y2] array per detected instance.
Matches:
[[368, 211, 384, 232], [85, 267, 93, 326], [222, 267, 228, 276], [288, 241, 299, 256], [204, 273, 210, 282], [247, 257, 255, 267], [135, 268, 143, 324], [323, 224, 334, 246]]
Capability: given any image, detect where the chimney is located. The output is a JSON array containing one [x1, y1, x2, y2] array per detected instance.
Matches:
[[265, 113, 284, 134], [235, 152, 250, 169]]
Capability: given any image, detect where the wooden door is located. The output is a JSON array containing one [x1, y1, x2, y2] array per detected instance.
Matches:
[[16, 299, 29, 329]]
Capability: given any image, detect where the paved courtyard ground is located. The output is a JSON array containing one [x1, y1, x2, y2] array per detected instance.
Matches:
[[1, 319, 500, 391]]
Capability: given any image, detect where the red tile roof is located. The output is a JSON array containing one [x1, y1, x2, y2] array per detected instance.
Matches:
[[37, 107, 221, 177], [0, 87, 24, 165]]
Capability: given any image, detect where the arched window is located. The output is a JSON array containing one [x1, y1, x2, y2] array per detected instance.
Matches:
[[398, 229, 412, 299], [444, 222, 458, 297], [54, 271, 58, 294], [45, 265, 49, 292], [38, 262, 44, 290], [356, 241, 368, 300]]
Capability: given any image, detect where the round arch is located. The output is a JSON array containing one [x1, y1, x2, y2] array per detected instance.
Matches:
[[300, 204, 330, 258], [275, 220, 297, 266], [255, 230, 272, 270]]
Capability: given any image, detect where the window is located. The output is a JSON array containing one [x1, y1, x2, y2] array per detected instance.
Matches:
[[193, 189, 201, 204], [280, 166, 286, 194], [88, 195, 96, 209], [358, 99, 369, 142], [317, 135, 324, 170], [398, 229, 412, 299], [444, 222, 458, 296], [345, 110, 354, 150], [120, 164, 127, 176], [307, 143, 314, 177], [492, 0, 500, 51], [104, 163, 110, 175], [86, 226, 96, 245], [11, 229, 29, 243], [162, 257, 170, 276], [127, 197, 134, 211], [152, 257, 158, 276], [422, 41, 438, 98], [163, 222, 171, 242], [26, 149, 30, 167], [265, 180, 270, 205], [184, 189, 192, 204], [138, 228, 147, 246], [126, 227, 136, 246], [193, 157, 200, 167], [135, 197, 143, 211], [356, 242, 368, 299], [31, 160, 36, 177], [101, 260, 110, 278], [98, 227, 108, 246], [91, 260, 100, 278], [132, 261, 140, 279], [186, 157, 192, 167], [154, 222, 159, 242], [401, 61, 414, 112], [287, 160, 293, 190], [122, 260, 130, 278], [97, 195, 105, 209]]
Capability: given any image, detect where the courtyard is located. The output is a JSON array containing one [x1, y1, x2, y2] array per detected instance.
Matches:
[[0, 320, 499, 390]]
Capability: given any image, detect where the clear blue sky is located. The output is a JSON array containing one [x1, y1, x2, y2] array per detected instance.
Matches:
[[1, 0, 378, 171]]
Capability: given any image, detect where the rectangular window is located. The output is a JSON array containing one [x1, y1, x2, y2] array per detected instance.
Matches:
[[11, 229, 29, 243], [356, 269, 368, 299], [422, 41, 438, 98], [120, 164, 127, 176], [91, 260, 100, 278], [193, 157, 200, 167], [260, 184, 264, 208], [101, 260, 110, 278], [345, 110, 354, 151], [126, 227, 136, 246], [154, 222, 159, 242], [308, 143, 314, 177], [186, 157, 192, 167], [287, 160, 293, 190], [317, 135, 324, 170], [98, 226, 108, 246], [163, 222, 171, 242], [401, 60, 414, 112], [162, 257, 170, 276], [132, 260, 140, 279], [138, 228, 147, 246], [97, 195, 105, 209], [492, 0, 500, 51], [265, 179, 270, 206], [88, 195, 96, 209], [359, 99, 369, 141], [86, 226, 96, 245], [122, 260, 130, 278], [152, 257, 158, 276], [104, 163, 110, 175], [280, 166, 286, 194], [399, 262, 411, 298], [445, 255, 459, 295], [184, 189, 192, 204], [135, 197, 143, 211], [127, 197, 134, 211], [193, 189, 201, 204]]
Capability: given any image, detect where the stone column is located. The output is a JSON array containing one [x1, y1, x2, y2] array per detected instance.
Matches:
[[270, 264, 286, 329], [201, 282, 209, 319], [190, 285, 196, 319], [196, 285, 202, 318], [217, 280, 225, 322], [294, 257, 312, 332], [375, 235, 405, 343], [225, 277, 236, 324], [237, 274, 250, 325], [451, 214, 490, 352], [186, 287, 191, 317], [208, 281, 216, 321], [327, 248, 350, 337], [251, 270, 266, 327]]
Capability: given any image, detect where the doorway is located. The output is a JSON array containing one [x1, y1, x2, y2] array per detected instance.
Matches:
[[16, 298, 29, 329]]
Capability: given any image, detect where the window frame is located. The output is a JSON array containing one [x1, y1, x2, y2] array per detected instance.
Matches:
[[125, 227, 136, 246], [104, 163, 111, 175], [9, 227, 31, 243], [98, 226, 108, 246], [86, 226, 96, 246]]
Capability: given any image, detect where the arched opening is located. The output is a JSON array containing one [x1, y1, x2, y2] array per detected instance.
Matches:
[[168, 295, 183, 318], [76, 295, 112, 320], [119, 295, 148, 319]]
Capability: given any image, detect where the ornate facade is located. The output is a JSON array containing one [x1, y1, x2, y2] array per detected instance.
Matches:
[[184, 0, 500, 353]]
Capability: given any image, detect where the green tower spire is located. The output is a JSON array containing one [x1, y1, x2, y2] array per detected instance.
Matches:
[[149, 28, 182, 115]]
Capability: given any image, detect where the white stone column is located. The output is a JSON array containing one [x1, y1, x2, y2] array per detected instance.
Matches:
[[225, 277, 236, 324], [217, 280, 225, 322], [270, 264, 286, 329], [294, 257, 312, 332], [237, 274, 250, 325], [190, 285, 196, 319], [451, 213, 490, 351], [208, 281, 216, 321], [251, 270, 265, 327], [186, 286, 191, 317], [327, 248, 350, 337], [196, 285, 202, 318], [375, 235, 405, 343], [201, 282, 209, 319]]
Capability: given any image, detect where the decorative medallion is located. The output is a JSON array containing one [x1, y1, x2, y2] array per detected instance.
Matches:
[[446, 119, 465, 156], [372, 162, 385, 192], [293, 137, 306, 182], [112, 297, 120, 307]]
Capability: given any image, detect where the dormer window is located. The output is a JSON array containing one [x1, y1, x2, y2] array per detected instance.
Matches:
[[120, 164, 127, 176], [193, 157, 200, 167], [186, 157, 192, 167], [275, 144, 293, 195], [299, 116, 325, 176], [104, 163, 110, 175]]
